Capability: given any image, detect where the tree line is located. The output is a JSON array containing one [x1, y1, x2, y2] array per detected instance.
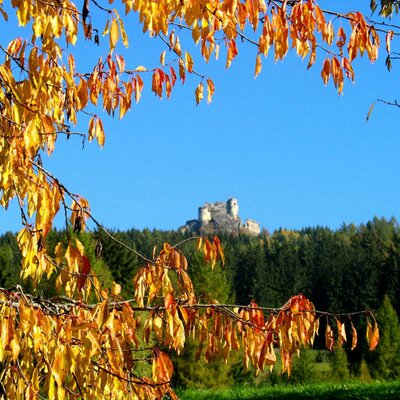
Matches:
[[0, 216, 399, 386]]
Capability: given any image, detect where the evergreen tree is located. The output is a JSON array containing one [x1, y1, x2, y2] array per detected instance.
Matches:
[[367, 295, 400, 379], [0, 232, 21, 288], [330, 345, 350, 382], [171, 252, 237, 388]]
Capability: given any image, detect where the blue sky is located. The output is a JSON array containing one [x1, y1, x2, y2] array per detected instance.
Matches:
[[1, 1, 400, 234]]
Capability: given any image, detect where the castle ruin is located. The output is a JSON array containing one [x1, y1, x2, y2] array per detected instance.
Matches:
[[180, 198, 261, 236]]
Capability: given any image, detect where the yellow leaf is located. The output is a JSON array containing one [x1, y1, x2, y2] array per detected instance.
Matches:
[[135, 65, 147, 72], [196, 237, 203, 252], [160, 50, 166, 66], [192, 20, 200, 43], [88, 116, 95, 141], [77, 78, 88, 110], [195, 83, 204, 105], [48, 374, 56, 400], [112, 281, 122, 296], [102, 19, 110, 36], [110, 18, 119, 50], [95, 300, 110, 328], [174, 37, 182, 56], [185, 52, 194, 73], [116, 13, 129, 47], [10, 336, 20, 362], [95, 117, 105, 148]]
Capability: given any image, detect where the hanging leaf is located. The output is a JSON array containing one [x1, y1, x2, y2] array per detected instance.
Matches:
[[321, 58, 331, 85], [366, 103, 375, 122], [254, 54, 262, 79], [206, 79, 215, 104], [366, 319, 379, 350], [325, 324, 334, 351], [160, 50, 166, 66], [82, 0, 90, 24], [195, 83, 204, 105], [351, 324, 358, 350], [110, 18, 119, 50], [77, 255, 91, 290]]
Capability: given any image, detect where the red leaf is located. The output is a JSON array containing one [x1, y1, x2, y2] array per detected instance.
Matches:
[[77, 255, 91, 290]]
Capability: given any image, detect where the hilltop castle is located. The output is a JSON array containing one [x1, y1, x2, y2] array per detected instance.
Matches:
[[179, 198, 261, 236]]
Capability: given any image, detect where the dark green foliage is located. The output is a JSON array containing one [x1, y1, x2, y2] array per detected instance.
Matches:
[[290, 349, 318, 384], [370, 0, 400, 17], [0, 231, 21, 288], [1, 216, 400, 387], [367, 295, 400, 379], [329, 346, 350, 382]]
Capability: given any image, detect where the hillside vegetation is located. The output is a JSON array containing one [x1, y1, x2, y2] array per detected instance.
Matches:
[[1, 216, 399, 388]]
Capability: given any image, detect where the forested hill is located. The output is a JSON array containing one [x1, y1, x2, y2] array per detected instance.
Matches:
[[1, 216, 399, 317]]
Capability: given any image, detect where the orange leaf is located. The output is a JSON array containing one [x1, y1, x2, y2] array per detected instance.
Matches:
[[314, 5, 326, 32], [336, 27, 346, 49], [226, 39, 238, 68], [179, 58, 186, 83], [115, 54, 125, 72], [206, 79, 215, 104], [321, 58, 331, 85], [337, 319, 347, 346], [195, 83, 204, 105], [366, 319, 379, 350], [185, 52, 194, 73], [170, 66, 177, 87], [351, 324, 357, 350], [254, 54, 262, 79], [153, 350, 174, 383], [165, 293, 175, 311], [325, 324, 334, 351]]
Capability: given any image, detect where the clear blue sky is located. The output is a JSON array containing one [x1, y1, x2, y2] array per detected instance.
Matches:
[[1, 2, 400, 234]]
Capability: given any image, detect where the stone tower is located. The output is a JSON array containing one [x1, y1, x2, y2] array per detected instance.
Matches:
[[226, 197, 239, 221], [198, 204, 211, 223]]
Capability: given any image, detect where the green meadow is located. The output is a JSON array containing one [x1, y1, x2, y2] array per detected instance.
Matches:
[[177, 381, 400, 400]]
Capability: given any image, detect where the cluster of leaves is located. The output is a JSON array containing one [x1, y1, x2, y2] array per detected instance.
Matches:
[[0, 0, 392, 398], [0, 253, 377, 399], [0, 0, 396, 296]]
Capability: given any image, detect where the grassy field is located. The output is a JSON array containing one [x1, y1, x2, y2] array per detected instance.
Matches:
[[176, 381, 400, 400]]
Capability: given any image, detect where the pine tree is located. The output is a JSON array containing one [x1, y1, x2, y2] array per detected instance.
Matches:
[[367, 295, 400, 379]]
